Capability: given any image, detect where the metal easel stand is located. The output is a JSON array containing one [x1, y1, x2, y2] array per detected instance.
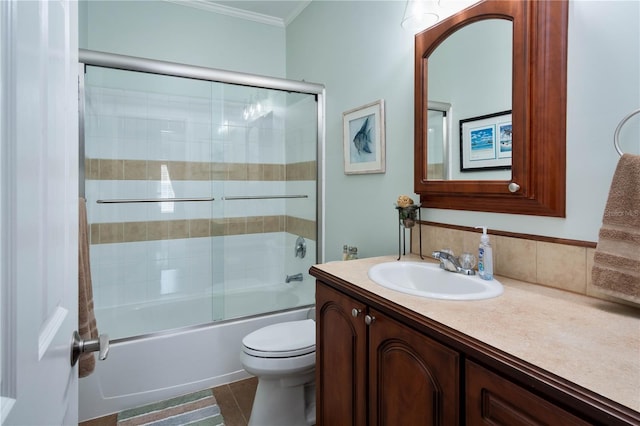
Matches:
[[396, 204, 424, 261]]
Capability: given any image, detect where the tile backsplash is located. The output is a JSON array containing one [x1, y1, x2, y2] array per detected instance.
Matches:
[[411, 223, 637, 308]]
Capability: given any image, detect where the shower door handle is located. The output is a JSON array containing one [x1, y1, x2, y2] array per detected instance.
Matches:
[[70, 330, 110, 367]]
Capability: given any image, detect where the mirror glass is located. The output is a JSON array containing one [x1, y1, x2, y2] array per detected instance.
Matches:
[[427, 19, 512, 181], [426, 101, 450, 180]]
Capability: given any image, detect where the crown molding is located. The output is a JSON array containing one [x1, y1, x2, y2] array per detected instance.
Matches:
[[165, 0, 310, 28], [283, 1, 312, 26]]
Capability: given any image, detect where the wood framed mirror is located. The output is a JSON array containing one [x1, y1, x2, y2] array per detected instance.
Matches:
[[414, 0, 568, 216]]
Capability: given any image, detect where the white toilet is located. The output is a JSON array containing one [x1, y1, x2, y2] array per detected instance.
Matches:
[[240, 319, 316, 426]]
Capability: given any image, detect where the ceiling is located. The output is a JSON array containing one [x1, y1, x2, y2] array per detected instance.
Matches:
[[173, 0, 312, 27]]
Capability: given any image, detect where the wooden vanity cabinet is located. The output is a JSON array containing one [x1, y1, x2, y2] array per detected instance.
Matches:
[[465, 361, 590, 425], [316, 281, 460, 426], [315, 281, 367, 425], [314, 275, 639, 426]]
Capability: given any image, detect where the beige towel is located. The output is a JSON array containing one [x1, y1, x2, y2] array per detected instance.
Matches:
[[592, 154, 640, 303], [79, 197, 99, 377]]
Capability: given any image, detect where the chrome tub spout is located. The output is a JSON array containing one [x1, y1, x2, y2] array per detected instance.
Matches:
[[286, 273, 303, 283]]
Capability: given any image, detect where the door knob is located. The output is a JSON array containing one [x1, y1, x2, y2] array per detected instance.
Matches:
[[70, 330, 109, 367]]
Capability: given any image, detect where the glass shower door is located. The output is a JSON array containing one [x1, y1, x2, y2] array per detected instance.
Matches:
[[82, 65, 318, 340], [83, 65, 220, 338]]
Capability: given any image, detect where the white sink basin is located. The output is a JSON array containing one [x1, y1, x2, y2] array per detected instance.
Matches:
[[368, 261, 503, 301]]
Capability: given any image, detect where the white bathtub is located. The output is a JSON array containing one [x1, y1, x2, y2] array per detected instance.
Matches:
[[79, 296, 314, 422], [95, 282, 309, 340]]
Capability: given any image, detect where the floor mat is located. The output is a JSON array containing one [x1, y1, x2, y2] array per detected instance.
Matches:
[[117, 389, 224, 426]]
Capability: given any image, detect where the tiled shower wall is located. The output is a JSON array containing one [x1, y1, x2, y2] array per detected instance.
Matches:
[[83, 68, 317, 323]]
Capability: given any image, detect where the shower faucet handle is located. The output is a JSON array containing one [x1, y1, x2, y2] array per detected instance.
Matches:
[[294, 236, 306, 258]]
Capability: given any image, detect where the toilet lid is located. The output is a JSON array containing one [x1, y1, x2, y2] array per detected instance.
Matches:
[[242, 319, 315, 358]]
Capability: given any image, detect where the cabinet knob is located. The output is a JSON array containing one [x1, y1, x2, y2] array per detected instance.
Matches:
[[365, 315, 376, 325], [508, 182, 520, 193], [351, 308, 361, 317]]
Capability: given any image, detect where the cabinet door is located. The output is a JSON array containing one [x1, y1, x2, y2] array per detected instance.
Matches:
[[368, 309, 460, 426], [466, 361, 590, 425], [316, 282, 368, 426]]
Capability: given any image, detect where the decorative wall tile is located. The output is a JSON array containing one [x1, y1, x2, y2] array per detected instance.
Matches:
[[99, 222, 123, 243], [247, 164, 263, 181], [496, 235, 537, 283], [123, 160, 147, 180], [86, 158, 100, 179], [211, 163, 227, 180], [189, 219, 210, 238], [246, 216, 264, 234], [210, 219, 225, 237], [227, 164, 247, 181], [169, 220, 189, 239], [411, 223, 623, 304], [264, 215, 285, 233], [225, 217, 247, 235], [536, 241, 587, 294], [99, 159, 123, 180], [91, 215, 315, 244], [263, 164, 285, 181], [124, 221, 147, 243], [86, 158, 310, 182], [286, 216, 316, 241], [147, 221, 168, 241], [286, 161, 316, 180]]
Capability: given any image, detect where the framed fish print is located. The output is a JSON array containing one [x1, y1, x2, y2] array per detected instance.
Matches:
[[459, 110, 512, 172], [343, 100, 386, 174]]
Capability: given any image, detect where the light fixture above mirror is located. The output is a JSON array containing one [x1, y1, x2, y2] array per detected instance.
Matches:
[[402, 1, 487, 33], [401, 0, 440, 31]]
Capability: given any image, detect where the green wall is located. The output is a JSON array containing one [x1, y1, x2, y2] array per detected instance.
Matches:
[[287, 1, 417, 260], [80, 0, 640, 262], [80, 0, 286, 77], [287, 0, 640, 261]]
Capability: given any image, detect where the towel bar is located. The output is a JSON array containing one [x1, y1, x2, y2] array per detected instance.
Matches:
[[614, 108, 640, 156], [96, 195, 308, 203], [222, 195, 308, 200], [97, 197, 215, 204]]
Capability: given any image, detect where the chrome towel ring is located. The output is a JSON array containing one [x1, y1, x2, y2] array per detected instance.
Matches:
[[613, 108, 640, 156]]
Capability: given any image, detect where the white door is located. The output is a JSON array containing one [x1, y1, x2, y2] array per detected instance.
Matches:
[[1, 0, 79, 424]]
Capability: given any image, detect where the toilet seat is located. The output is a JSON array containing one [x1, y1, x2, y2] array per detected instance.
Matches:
[[242, 319, 315, 358]]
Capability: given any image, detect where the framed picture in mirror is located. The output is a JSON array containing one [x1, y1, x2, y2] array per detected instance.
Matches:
[[343, 99, 386, 174], [460, 110, 512, 172]]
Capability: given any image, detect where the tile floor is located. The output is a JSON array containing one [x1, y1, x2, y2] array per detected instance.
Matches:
[[78, 377, 258, 426]]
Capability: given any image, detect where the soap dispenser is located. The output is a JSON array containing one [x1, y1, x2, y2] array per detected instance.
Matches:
[[475, 226, 493, 280]]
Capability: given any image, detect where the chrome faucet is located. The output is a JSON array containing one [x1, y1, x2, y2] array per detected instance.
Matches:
[[286, 273, 303, 283], [432, 250, 476, 275]]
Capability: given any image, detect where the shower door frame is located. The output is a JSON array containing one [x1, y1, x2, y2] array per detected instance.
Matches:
[[78, 48, 326, 265]]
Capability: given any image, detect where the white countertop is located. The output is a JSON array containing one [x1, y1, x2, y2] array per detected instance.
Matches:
[[312, 255, 640, 413]]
